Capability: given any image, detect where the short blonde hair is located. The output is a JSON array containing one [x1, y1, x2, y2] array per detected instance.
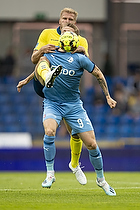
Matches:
[[60, 8, 78, 21]]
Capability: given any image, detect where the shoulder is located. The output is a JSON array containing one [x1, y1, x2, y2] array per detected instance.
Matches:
[[78, 35, 89, 56], [73, 53, 88, 65], [78, 35, 88, 43], [76, 53, 91, 65], [76, 53, 87, 59]]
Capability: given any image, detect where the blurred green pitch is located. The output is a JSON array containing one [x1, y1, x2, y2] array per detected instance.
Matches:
[[0, 172, 140, 210]]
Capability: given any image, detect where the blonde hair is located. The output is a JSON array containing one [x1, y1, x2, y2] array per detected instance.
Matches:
[[60, 8, 78, 21]]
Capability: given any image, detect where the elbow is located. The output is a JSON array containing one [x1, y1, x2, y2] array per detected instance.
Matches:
[[31, 55, 37, 64]]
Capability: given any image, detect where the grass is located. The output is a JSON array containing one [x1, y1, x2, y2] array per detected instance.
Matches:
[[0, 172, 140, 210]]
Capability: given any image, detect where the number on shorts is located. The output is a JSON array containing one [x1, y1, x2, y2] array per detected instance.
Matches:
[[77, 118, 84, 128]]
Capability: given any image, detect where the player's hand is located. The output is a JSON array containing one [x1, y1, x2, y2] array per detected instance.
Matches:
[[17, 79, 28, 92], [72, 46, 88, 57], [42, 44, 58, 53], [106, 96, 117, 108]]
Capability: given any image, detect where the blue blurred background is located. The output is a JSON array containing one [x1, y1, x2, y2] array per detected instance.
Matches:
[[0, 0, 140, 171]]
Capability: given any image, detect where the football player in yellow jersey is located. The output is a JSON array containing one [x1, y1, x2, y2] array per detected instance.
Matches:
[[17, 8, 89, 185], [31, 8, 88, 64]]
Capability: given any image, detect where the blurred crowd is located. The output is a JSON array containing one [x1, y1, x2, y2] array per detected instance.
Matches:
[[0, 49, 140, 141], [90, 70, 140, 118], [0, 47, 15, 77]]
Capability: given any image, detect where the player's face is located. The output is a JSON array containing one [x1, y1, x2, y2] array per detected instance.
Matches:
[[61, 26, 75, 34], [59, 12, 76, 29]]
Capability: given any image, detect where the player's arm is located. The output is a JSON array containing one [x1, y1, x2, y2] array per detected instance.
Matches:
[[31, 29, 58, 64], [17, 44, 55, 92], [92, 65, 117, 108], [31, 44, 57, 64], [17, 71, 35, 92], [17, 54, 51, 92]]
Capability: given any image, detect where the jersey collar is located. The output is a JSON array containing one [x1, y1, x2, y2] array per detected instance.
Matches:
[[57, 26, 61, 35]]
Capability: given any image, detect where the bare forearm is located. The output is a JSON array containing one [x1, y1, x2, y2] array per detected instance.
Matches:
[[17, 71, 35, 92], [92, 65, 110, 97], [25, 71, 35, 82], [92, 65, 117, 108], [31, 49, 44, 64], [31, 45, 57, 64]]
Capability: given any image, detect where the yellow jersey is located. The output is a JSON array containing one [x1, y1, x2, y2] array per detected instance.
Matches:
[[34, 27, 89, 56]]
